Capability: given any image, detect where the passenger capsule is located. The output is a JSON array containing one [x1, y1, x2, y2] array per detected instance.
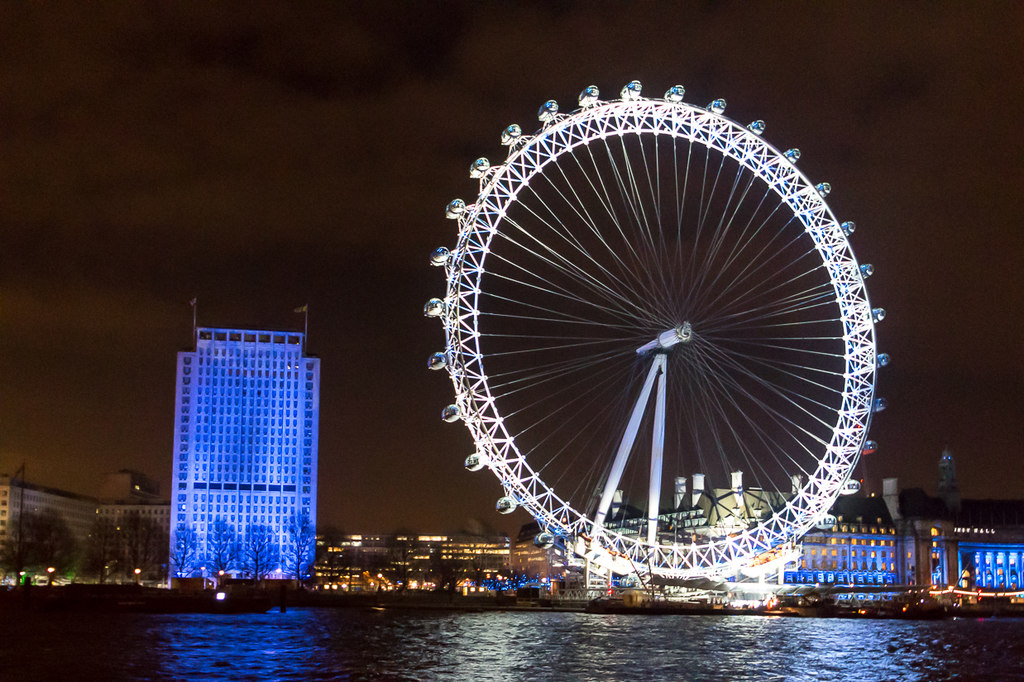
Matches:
[[445, 199, 466, 219], [664, 85, 685, 102], [534, 532, 555, 549], [841, 221, 856, 236], [469, 157, 491, 179], [423, 298, 444, 318], [872, 307, 886, 323], [578, 85, 600, 107], [815, 182, 832, 196], [840, 479, 862, 495], [441, 404, 461, 423], [538, 100, 559, 123], [430, 246, 450, 267], [873, 397, 888, 413], [500, 124, 522, 146], [877, 353, 891, 368], [815, 514, 838, 530], [707, 98, 727, 114], [747, 120, 766, 135], [860, 263, 874, 278], [784, 148, 801, 163], [464, 452, 487, 472], [862, 440, 878, 455], [496, 496, 518, 514], [620, 80, 642, 101], [427, 352, 447, 371]]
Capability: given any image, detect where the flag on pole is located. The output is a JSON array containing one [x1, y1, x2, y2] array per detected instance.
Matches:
[[295, 304, 309, 350]]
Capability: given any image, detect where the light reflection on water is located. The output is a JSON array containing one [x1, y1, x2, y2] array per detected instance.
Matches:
[[2, 609, 1023, 681]]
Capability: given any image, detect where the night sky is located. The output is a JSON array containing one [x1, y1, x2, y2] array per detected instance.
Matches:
[[2, 3, 1021, 536]]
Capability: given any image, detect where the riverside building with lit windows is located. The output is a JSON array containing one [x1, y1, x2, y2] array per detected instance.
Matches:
[[315, 533, 510, 590], [170, 327, 319, 577], [782, 449, 1024, 598], [784, 495, 900, 589]]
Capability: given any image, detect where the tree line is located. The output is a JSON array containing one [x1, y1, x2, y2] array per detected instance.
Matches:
[[1, 508, 316, 585], [170, 511, 316, 583], [0, 510, 168, 584]]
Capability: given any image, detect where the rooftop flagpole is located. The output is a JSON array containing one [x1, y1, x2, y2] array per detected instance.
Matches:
[[294, 304, 308, 351], [190, 297, 198, 347]]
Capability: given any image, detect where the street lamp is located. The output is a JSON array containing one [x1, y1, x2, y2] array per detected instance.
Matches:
[[134, 567, 141, 585], [47, 567, 55, 586]]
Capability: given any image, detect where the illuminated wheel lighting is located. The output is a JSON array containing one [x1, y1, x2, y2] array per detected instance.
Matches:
[[427, 80, 882, 579]]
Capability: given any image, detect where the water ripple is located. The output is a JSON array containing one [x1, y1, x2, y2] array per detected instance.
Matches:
[[1, 609, 1023, 681]]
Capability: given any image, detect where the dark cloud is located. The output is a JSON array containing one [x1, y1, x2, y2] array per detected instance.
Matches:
[[1, 2, 1021, 533]]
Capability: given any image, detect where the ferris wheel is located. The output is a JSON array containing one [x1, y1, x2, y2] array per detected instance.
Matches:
[[426, 81, 886, 579]]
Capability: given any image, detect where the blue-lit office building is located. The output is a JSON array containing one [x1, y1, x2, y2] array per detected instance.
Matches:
[[170, 327, 319, 578]]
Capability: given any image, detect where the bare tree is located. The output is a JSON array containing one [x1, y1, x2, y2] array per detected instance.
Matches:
[[386, 532, 414, 591], [284, 511, 316, 583], [120, 513, 165, 582], [315, 525, 345, 587], [30, 510, 79, 576], [429, 546, 457, 594], [0, 515, 31, 581], [84, 516, 120, 583], [169, 525, 200, 578], [0, 510, 79, 580], [242, 524, 278, 580], [207, 517, 239, 582]]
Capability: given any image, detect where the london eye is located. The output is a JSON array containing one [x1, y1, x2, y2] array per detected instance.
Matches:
[[426, 80, 884, 579]]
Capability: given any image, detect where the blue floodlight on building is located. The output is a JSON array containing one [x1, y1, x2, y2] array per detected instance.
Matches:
[[169, 327, 319, 579]]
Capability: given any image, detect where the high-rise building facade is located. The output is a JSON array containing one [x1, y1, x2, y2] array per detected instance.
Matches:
[[170, 327, 319, 579]]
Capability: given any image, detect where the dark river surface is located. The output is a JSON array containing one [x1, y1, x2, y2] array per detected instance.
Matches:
[[1, 608, 1022, 681]]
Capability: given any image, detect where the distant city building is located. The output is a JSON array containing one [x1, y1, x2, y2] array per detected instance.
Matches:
[[601, 470, 795, 544], [0, 474, 98, 551], [502, 450, 1024, 598], [315, 533, 510, 590], [97, 471, 171, 583], [170, 327, 320, 579], [99, 469, 163, 503], [782, 450, 1024, 595], [98, 469, 170, 544], [0, 470, 170, 583], [894, 486, 1024, 590]]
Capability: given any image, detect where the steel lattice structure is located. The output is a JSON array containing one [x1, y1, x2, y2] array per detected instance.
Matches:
[[426, 81, 883, 579]]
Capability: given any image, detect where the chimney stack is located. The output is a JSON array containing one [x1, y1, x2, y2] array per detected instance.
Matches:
[[882, 477, 900, 521], [732, 471, 744, 509], [674, 476, 687, 509], [691, 473, 705, 507]]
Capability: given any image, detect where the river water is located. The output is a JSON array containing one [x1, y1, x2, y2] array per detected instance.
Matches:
[[1, 608, 1022, 681]]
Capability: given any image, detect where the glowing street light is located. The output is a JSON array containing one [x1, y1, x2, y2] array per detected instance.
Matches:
[[47, 567, 55, 586], [134, 567, 141, 584]]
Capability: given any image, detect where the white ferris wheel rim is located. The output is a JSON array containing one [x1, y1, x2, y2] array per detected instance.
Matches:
[[440, 87, 877, 578]]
